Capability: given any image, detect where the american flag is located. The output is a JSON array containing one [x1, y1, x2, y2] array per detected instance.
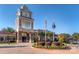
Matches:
[[52, 22, 56, 29]]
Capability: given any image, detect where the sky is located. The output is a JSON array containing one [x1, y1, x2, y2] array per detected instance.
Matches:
[[0, 4, 79, 34]]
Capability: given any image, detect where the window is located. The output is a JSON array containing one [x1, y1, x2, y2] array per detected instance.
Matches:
[[0, 37, 4, 41]]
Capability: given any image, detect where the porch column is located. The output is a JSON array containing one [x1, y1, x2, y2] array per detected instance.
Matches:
[[17, 32, 19, 44], [4, 36, 5, 41], [29, 33, 31, 43]]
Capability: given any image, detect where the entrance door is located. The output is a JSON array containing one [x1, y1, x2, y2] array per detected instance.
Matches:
[[22, 36, 26, 42]]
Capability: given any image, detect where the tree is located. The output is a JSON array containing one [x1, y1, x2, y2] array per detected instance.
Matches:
[[46, 32, 53, 37], [59, 33, 70, 39], [1, 27, 15, 44], [72, 33, 79, 40], [62, 33, 71, 43], [38, 32, 45, 37], [62, 33, 71, 39], [58, 34, 64, 43], [1, 27, 15, 32], [58, 33, 71, 42]]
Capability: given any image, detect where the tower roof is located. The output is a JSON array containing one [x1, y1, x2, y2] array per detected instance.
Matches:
[[20, 5, 29, 11]]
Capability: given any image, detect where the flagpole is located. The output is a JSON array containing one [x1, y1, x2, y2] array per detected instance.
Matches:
[[44, 19, 47, 46], [45, 24, 46, 46], [52, 22, 56, 42], [53, 29, 54, 42]]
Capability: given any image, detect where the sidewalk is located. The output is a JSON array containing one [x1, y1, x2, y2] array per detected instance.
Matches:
[[0, 43, 32, 48]]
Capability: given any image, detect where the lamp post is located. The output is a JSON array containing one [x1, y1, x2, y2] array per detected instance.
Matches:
[[44, 19, 47, 46], [52, 22, 56, 42]]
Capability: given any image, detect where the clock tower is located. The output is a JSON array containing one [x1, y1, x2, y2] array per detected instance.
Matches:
[[16, 5, 33, 43]]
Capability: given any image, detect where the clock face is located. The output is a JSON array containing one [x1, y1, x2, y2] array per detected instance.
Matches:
[[21, 21, 31, 29], [22, 12, 30, 18]]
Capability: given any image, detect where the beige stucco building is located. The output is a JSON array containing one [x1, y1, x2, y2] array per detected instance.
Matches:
[[16, 5, 34, 43]]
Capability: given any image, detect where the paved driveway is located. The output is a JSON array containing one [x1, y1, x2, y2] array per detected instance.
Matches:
[[0, 43, 79, 54]]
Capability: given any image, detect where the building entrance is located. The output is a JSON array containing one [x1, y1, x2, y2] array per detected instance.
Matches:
[[21, 33, 29, 43], [22, 36, 26, 42]]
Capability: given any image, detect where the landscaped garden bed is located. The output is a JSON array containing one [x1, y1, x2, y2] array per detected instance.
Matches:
[[32, 42, 70, 49]]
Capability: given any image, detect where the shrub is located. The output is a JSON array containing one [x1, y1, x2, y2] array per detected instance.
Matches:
[[53, 42, 60, 46], [49, 44, 66, 49], [32, 42, 67, 49]]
